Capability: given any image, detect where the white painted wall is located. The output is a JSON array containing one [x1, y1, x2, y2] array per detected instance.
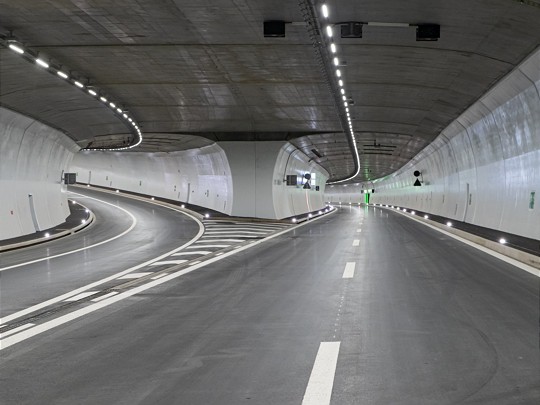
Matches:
[[219, 142, 328, 219], [327, 48, 540, 240], [0, 106, 79, 240], [72, 141, 328, 220], [71, 145, 234, 215]]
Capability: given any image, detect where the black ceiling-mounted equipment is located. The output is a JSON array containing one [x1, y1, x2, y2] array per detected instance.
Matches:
[[264, 21, 286, 37], [416, 24, 440, 41], [341, 22, 363, 38]]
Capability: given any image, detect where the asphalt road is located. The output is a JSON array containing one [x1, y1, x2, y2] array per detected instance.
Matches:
[[0, 204, 538, 404], [0, 187, 201, 318]]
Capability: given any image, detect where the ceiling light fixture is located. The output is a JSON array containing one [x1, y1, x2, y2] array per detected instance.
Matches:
[[321, 4, 329, 18], [326, 25, 333, 37], [74, 80, 84, 88], [36, 58, 49, 68], [8, 43, 24, 54], [57, 71, 68, 79], [330, 43, 336, 53]]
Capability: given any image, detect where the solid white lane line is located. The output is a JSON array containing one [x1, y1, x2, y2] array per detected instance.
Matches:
[[186, 244, 229, 248], [203, 227, 277, 231], [302, 342, 341, 405], [198, 238, 245, 242], [0, 192, 138, 272], [388, 208, 540, 278], [91, 292, 118, 302], [205, 231, 267, 235], [0, 323, 35, 339], [118, 272, 154, 279], [64, 291, 99, 302], [342, 262, 356, 279], [0, 208, 338, 349], [172, 251, 212, 256], [352, 240, 360, 246], [149, 260, 187, 266], [0, 203, 204, 326], [151, 273, 168, 280], [202, 235, 260, 239]]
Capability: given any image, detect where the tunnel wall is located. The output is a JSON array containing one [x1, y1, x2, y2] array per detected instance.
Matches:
[[0, 106, 79, 240], [327, 48, 540, 240], [71, 146, 234, 215], [71, 141, 328, 219]]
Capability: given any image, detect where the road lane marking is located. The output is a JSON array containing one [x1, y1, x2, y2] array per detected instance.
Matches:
[[0, 200, 204, 326], [302, 341, 341, 405], [118, 272, 154, 278], [186, 244, 229, 248], [91, 292, 118, 302], [0, 323, 35, 339], [151, 274, 168, 280], [150, 260, 187, 266], [0, 208, 338, 349], [0, 192, 138, 272], [352, 240, 360, 246], [65, 291, 99, 302], [172, 251, 212, 256], [356, 229, 361, 233], [385, 207, 540, 278], [342, 262, 356, 278]]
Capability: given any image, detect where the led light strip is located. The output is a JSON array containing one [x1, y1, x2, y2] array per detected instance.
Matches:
[[1, 35, 142, 151], [320, 2, 361, 184]]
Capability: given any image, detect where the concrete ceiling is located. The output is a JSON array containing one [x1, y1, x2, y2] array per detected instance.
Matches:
[[1, 0, 539, 182]]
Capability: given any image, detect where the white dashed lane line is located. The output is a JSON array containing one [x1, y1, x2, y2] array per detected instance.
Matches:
[[352, 240, 360, 247], [342, 262, 356, 279]]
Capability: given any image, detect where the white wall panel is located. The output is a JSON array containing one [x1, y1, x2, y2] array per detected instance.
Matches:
[[71, 145, 234, 215], [0, 107, 78, 240], [327, 48, 540, 241]]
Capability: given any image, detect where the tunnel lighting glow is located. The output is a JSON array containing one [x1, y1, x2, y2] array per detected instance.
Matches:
[[82, 219, 86, 224], [336, 69, 341, 77], [326, 25, 333, 37], [325, 209, 329, 213], [116, 190, 119, 193], [403, 209, 407, 212], [345, 107, 349, 112], [424, 214, 429, 219], [123, 113, 128, 118], [292, 218, 297, 223], [344, 101, 348, 106], [5, 33, 143, 151], [318, 210, 322, 215], [45, 232, 50, 238], [446, 221, 452, 227], [181, 204, 185, 208], [391, 206, 394, 208], [397, 208, 400, 211], [151, 197, 155, 200], [110, 102, 116, 108], [330, 43, 336, 53], [321, 4, 329, 18], [338, 79, 343, 87], [9, 43, 24, 54], [308, 213, 313, 218], [333, 57, 339, 66], [411, 211, 416, 215], [342, 95, 347, 101], [116, 108, 122, 113], [36, 58, 49, 68], [341, 88, 345, 95], [72, 200, 77, 204], [87, 184, 90, 187], [85, 209, 89, 213], [205, 213, 210, 218], [499, 238, 507, 244]]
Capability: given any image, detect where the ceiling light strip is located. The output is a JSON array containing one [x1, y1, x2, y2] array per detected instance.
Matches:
[[0, 34, 142, 151], [299, 1, 360, 183]]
